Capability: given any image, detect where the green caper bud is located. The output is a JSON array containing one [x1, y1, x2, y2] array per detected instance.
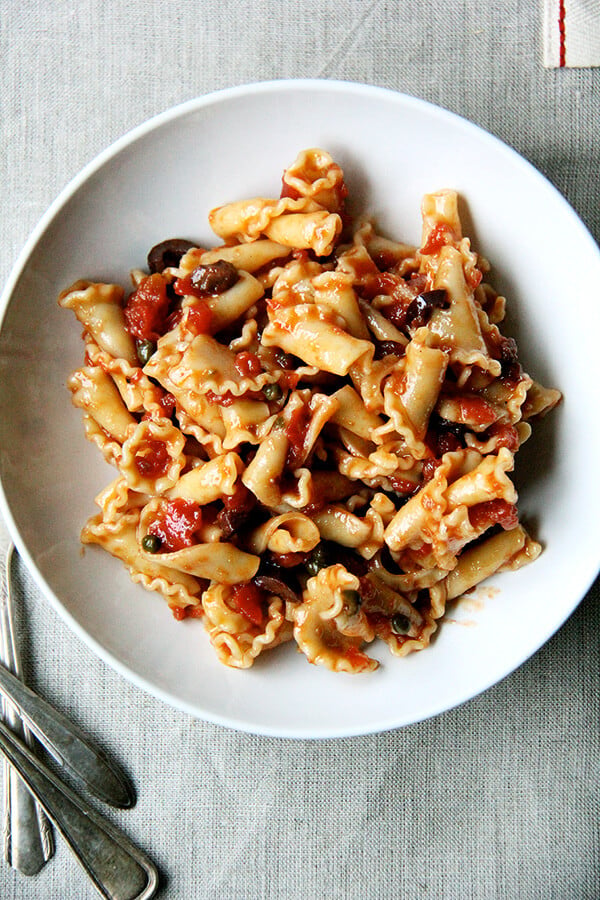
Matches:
[[391, 613, 411, 635], [142, 534, 162, 554], [136, 339, 156, 366], [273, 415, 285, 430], [263, 382, 283, 402]]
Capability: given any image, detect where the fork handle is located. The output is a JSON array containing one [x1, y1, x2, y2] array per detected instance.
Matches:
[[3, 757, 54, 875], [1, 543, 53, 873], [0, 718, 158, 899]]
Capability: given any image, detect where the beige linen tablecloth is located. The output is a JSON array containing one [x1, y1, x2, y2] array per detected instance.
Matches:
[[1, 2, 598, 898]]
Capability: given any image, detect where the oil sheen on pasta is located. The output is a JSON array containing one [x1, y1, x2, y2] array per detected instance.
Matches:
[[58, 148, 562, 673]]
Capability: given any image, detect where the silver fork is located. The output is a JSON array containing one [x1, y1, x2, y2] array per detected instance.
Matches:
[[0, 542, 54, 874], [0, 540, 158, 897]]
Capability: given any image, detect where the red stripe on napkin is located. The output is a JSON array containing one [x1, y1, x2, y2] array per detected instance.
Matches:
[[558, 0, 567, 66]]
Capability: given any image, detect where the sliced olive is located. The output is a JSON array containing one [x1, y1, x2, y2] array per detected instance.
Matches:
[[391, 613, 411, 635], [141, 534, 162, 554], [136, 339, 156, 366], [147, 239, 196, 274], [374, 340, 406, 360], [405, 289, 449, 330], [253, 575, 299, 605], [190, 260, 239, 294]]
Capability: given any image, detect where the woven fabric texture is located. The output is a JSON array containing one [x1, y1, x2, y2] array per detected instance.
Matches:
[[1, 2, 599, 898]]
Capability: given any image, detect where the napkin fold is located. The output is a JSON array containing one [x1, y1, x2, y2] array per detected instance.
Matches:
[[544, 0, 600, 66]]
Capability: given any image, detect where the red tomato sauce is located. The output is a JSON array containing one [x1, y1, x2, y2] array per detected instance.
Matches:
[[487, 423, 520, 451], [234, 351, 262, 377], [280, 179, 302, 200], [222, 482, 255, 515], [422, 458, 442, 483], [421, 224, 452, 255], [458, 396, 498, 427], [124, 273, 170, 341], [171, 603, 204, 621], [186, 303, 213, 335], [173, 273, 207, 299], [277, 369, 300, 391], [468, 499, 518, 532], [135, 439, 172, 478], [148, 499, 203, 552], [389, 475, 420, 495], [359, 271, 403, 302], [269, 551, 309, 568], [285, 404, 311, 469], [229, 582, 265, 627]]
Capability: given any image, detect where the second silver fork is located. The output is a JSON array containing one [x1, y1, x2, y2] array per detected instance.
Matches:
[[0, 543, 53, 875]]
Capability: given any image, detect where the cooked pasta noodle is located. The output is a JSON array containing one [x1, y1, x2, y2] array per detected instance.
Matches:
[[59, 148, 561, 673]]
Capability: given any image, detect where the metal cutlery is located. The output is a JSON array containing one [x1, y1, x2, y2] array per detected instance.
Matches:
[[0, 718, 158, 899], [0, 540, 159, 898], [0, 542, 53, 875], [0, 659, 135, 809]]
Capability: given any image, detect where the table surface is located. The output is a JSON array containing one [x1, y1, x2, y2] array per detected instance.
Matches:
[[1, 3, 599, 898]]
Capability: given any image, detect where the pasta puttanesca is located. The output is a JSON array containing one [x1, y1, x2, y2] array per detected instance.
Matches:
[[59, 148, 561, 673]]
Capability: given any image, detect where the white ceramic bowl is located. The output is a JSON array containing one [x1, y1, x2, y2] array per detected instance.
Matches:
[[1, 80, 598, 738]]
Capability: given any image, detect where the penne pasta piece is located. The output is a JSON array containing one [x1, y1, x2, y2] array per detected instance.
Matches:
[[420, 189, 462, 250], [329, 385, 384, 440], [82, 512, 203, 610], [139, 541, 259, 584]]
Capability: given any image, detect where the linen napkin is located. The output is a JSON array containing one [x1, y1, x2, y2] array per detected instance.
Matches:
[[544, 0, 600, 66]]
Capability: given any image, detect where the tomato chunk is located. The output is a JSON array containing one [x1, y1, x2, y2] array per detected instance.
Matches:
[[421, 224, 452, 255], [185, 303, 213, 335], [171, 603, 204, 621], [469, 500, 519, 532], [234, 351, 262, 377], [487, 423, 520, 451], [124, 273, 170, 341], [285, 404, 311, 469], [147, 499, 203, 552], [229, 583, 265, 627], [457, 396, 498, 427], [135, 438, 171, 478]]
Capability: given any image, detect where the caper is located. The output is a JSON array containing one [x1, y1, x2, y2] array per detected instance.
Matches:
[[273, 415, 285, 430], [136, 339, 156, 366], [263, 383, 283, 402], [391, 613, 411, 635], [142, 534, 162, 554]]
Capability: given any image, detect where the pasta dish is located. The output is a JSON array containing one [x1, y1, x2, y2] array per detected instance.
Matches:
[[59, 148, 561, 673]]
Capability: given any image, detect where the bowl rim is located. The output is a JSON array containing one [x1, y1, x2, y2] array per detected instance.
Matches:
[[1, 78, 599, 738]]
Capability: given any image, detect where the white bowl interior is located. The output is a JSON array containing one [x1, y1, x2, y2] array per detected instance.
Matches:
[[1, 81, 598, 737]]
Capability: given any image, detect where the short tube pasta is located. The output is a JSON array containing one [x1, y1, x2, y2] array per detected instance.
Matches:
[[59, 148, 561, 674]]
